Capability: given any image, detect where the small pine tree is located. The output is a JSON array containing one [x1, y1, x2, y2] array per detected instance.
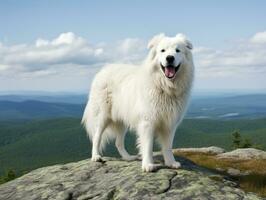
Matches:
[[240, 138, 252, 148], [232, 130, 241, 149], [4, 170, 16, 182], [231, 131, 260, 149]]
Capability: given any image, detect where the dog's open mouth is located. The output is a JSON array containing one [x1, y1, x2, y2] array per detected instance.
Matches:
[[160, 63, 181, 79]]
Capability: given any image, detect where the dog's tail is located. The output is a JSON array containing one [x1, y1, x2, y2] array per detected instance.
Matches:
[[81, 103, 116, 154]]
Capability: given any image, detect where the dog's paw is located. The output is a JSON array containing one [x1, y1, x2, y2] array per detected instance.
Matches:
[[142, 163, 158, 172], [166, 161, 181, 169], [123, 155, 139, 161], [91, 155, 102, 162]]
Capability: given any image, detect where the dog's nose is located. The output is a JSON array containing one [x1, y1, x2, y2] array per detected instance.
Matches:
[[166, 55, 175, 63]]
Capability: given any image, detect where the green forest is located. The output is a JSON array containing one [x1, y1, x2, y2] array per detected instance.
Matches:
[[1, 117, 265, 178]]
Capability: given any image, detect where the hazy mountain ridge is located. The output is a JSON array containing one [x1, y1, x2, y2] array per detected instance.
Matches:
[[1, 94, 266, 120], [0, 94, 87, 104], [0, 100, 85, 120]]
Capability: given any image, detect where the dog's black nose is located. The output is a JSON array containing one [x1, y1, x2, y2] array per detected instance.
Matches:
[[166, 55, 175, 63]]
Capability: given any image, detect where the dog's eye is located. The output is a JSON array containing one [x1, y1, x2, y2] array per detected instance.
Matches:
[[161, 49, 165, 52], [175, 48, 180, 53]]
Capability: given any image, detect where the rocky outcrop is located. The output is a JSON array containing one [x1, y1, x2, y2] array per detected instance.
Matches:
[[218, 148, 266, 160], [0, 155, 261, 200], [174, 146, 225, 155]]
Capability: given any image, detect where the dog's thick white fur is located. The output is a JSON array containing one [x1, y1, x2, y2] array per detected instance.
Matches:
[[82, 33, 194, 172]]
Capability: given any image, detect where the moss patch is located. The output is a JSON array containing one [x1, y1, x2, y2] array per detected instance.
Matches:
[[174, 151, 266, 197]]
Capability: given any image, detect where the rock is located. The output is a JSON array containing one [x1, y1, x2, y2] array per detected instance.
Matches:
[[174, 146, 225, 155], [227, 168, 251, 176], [215, 167, 226, 173], [218, 148, 266, 160], [0, 155, 261, 200], [227, 168, 242, 176]]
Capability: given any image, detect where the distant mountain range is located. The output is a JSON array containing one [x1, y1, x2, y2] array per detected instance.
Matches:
[[0, 93, 266, 120], [0, 94, 87, 104], [0, 100, 84, 120], [187, 94, 266, 119]]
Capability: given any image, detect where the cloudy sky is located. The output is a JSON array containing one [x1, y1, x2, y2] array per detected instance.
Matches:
[[0, 0, 266, 93]]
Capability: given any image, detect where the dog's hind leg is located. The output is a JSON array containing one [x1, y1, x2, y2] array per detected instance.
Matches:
[[91, 116, 109, 162], [115, 125, 138, 161]]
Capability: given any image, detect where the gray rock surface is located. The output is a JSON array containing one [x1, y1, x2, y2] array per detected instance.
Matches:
[[227, 168, 242, 176], [0, 155, 262, 200], [218, 148, 266, 160], [174, 146, 225, 155]]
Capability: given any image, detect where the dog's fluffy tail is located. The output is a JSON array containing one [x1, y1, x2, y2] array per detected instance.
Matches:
[[81, 103, 116, 154]]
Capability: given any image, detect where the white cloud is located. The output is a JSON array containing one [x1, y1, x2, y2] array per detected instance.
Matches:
[[36, 32, 86, 47], [1, 31, 266, 91], [194, 31, 266, 81], [0, 32, 146, 79], [0, 64, 9, 71], [35, 39, 49, 47], [250, 31, 266, 44]]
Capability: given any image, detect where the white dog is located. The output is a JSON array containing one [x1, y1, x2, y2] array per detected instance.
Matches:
[[82, 33, 194, 172]]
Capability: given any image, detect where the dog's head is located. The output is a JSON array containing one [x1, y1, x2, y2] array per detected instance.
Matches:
[[147, 33, 193, 80]]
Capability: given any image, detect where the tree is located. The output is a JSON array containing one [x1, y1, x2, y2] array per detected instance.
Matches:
[[232, 130, 241, 149], [4, 170, 16, 182], [0, 169, 17, 184], [231, 131, 263, 150], [240, 138, 252, 148]]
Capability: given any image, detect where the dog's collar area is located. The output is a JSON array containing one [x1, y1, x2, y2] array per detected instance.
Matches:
[[160, 63, 181, 79]]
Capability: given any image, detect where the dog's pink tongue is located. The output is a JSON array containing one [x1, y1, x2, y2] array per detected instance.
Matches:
[[165, 67, 175, 78]]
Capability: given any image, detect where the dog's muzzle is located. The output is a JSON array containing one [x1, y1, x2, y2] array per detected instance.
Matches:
[[160, 63, 181, 79]]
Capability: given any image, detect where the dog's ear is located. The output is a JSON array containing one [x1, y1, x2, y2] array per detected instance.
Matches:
[[147, 33, 165, 49], [147, 33, 165, 61], [176, 33, 193, 50]]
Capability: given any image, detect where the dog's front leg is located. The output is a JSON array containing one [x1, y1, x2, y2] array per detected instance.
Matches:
[[138, 120, 157, 172], [161, 131, 181, 169]]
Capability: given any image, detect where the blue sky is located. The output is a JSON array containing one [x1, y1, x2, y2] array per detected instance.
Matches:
[[0, 0, 266, 93]]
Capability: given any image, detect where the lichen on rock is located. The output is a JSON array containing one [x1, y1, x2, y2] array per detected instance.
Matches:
[[0, 155, 262, 200], [218, 148, 266, 160]]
